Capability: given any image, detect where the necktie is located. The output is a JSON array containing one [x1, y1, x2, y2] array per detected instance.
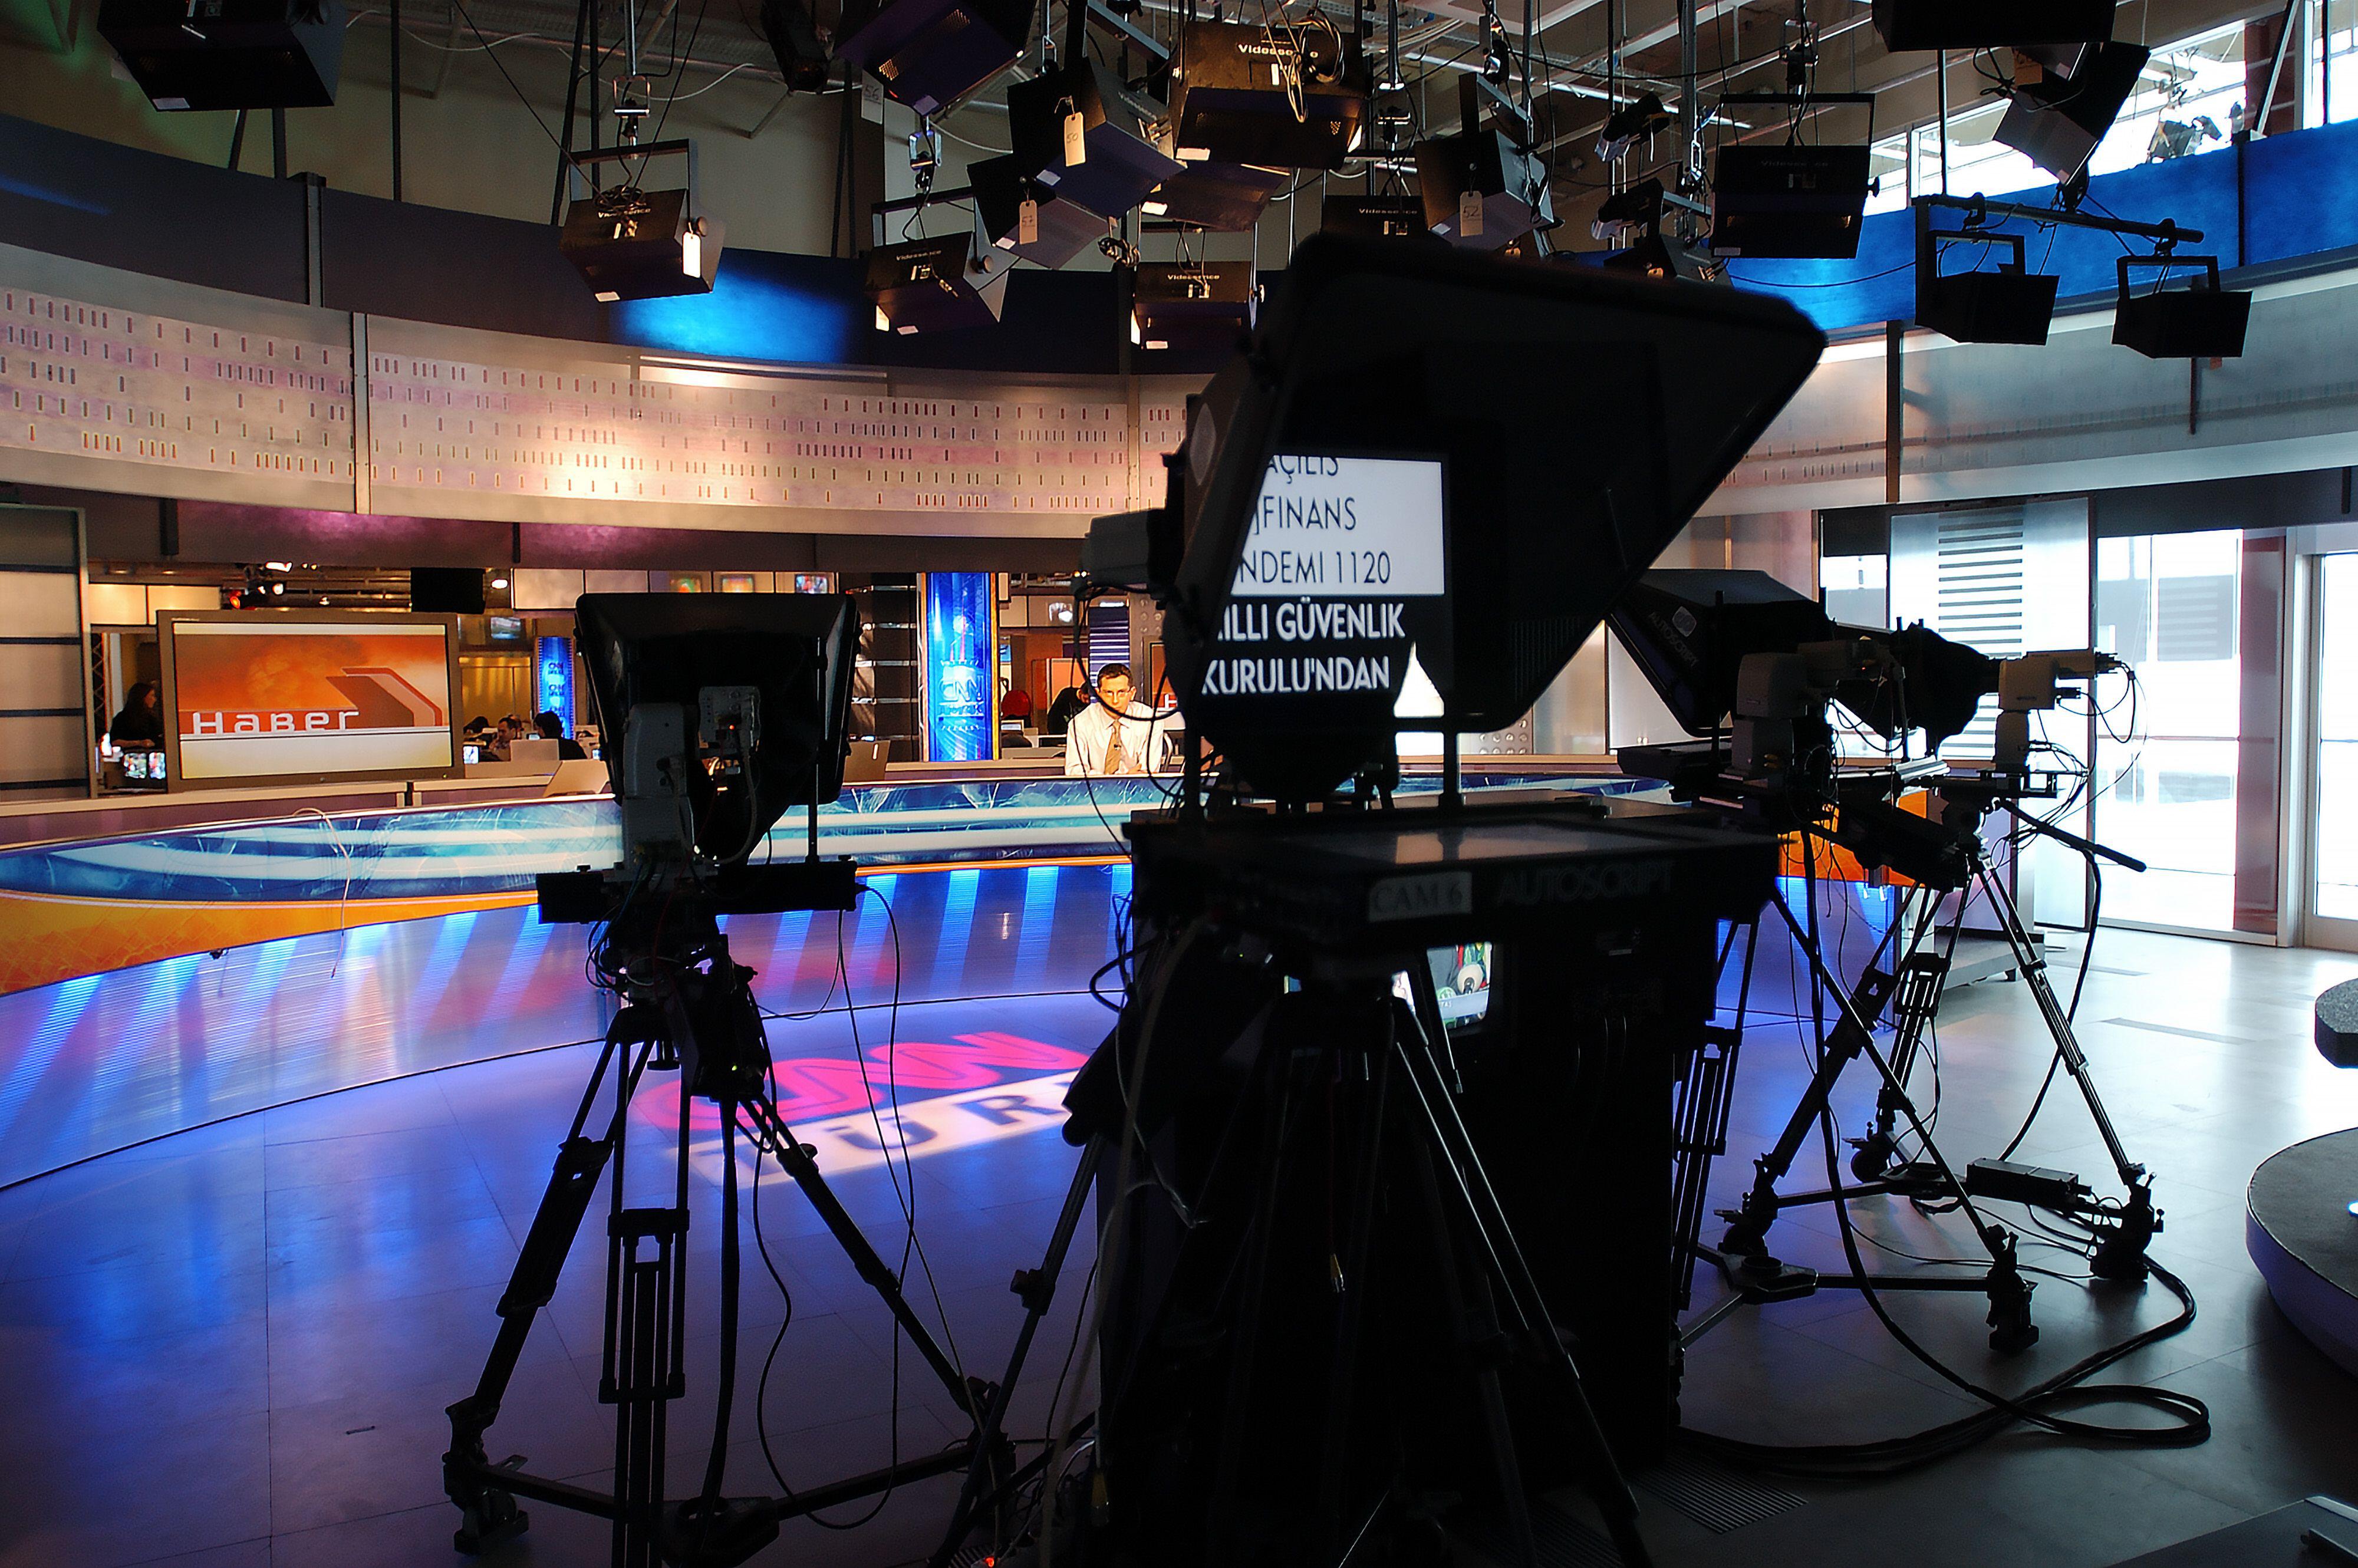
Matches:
[[1104, 720, 1127, 775]]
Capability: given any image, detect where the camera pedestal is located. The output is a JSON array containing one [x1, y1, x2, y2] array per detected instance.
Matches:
[[443, 869, 1003, 1568]]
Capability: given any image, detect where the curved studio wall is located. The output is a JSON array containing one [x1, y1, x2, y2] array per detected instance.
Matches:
[[14, 110, 2358, 545], [12, 113, 2358, 1183]]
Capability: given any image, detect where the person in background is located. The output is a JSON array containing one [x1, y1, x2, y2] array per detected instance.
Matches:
[[1065, 663, 1171, 776], [108, 681, 164, 750], [1002, 685, 1034, 724], [535, 711, 589, 762], [485, 716, 519, 762], [1043, 683, 1089, 738]]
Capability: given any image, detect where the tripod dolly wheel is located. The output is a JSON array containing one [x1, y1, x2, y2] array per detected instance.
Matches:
[[452, 1485, 526, 1554], [1849, 1129, 1898, 1182]]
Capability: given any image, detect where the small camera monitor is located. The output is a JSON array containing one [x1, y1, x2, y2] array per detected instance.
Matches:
[[574, 593, 861, 866]]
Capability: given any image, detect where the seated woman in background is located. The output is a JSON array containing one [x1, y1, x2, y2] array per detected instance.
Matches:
[[108, 681, 164, 750]]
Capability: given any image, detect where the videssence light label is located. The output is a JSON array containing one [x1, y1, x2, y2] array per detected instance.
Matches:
[[1229, 456, 1445, 599]]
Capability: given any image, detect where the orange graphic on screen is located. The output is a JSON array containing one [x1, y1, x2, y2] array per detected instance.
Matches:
[[173, 630, 449, 739]]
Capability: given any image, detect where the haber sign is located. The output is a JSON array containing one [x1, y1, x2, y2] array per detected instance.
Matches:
[[1229, 456, 1447, 600]]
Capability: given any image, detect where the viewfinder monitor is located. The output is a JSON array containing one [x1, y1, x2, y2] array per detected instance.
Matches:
[[157, 611, 463, 789]]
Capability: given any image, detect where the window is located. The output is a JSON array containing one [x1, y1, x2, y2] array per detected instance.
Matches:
[[2093, 531, 2244, 933], [1862, 21, 2249, 218], [2307, 0, 2358, 127]]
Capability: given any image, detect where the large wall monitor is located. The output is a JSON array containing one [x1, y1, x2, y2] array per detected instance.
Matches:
[[157, 611, 463, 789]]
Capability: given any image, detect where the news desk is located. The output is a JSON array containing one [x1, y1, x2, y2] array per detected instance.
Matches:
[[0, 760, 1646, 1183]]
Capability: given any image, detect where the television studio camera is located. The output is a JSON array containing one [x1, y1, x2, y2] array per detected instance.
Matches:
[[915, 235, 1827, 1568], [1606, 568, 2165, 1356], [440, 595, 1010, 1568]]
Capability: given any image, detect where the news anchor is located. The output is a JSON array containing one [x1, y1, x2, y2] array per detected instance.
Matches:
[[1064, 664, 1174, 776]]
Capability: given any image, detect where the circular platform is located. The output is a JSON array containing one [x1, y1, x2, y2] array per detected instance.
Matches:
[[2248, 1128, 2358, 1378]]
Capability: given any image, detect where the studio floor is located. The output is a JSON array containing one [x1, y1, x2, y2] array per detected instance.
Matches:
[[2, 924, 2356, 1568]]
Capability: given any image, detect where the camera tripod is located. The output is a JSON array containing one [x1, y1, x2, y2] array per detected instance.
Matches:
[[1842, 785, 2161, 1282], [442, 865, 1003, 1568], [1678, 855, 2044, 1353], [1679, 779, 2161, 1353], [1096, 944, 1659, 1568]]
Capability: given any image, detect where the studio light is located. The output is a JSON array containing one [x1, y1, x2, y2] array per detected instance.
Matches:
[[1710, 143, 1872, 259], [1599, 233, 1727, 285], [970, 153, 1106, 268], [1994, 42, 2152, 180], [833, 0, 1033, 116], [1593, 91, 1670, 164], [865, 232, 1015, 334], [558, 142, 725, 304], [756, 0, 831, 93], [1590, 177, 1667, 242], [1916, 229, 2058, 344], [2112, 254, 2251, 359], [1143, 162, 1290, 232], [1166, 19, 1369, 172], [97, 0, 345, 110], [1414, 77, 1553, 250], [1869, 0, 2113, 52], [1320, 192, 1440, 243], [1009, 61, 1184, 219], [1130, 261, 1256, 351]]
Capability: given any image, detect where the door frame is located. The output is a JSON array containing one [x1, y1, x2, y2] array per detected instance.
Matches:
[[2298, 548, 2358, 951]]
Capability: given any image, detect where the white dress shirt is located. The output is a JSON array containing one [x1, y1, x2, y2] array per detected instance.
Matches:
[[1065, 700, 1175, 775]]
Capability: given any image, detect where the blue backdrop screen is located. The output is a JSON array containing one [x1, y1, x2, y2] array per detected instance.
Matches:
[[924, 573, 995, 763], [536, 636, 575, 736]]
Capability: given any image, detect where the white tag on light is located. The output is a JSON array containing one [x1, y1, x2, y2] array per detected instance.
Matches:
[[859, 79, 885, 124], [1019, 199, 1039, 244], [1457, 190, 1483, 238], [1063, 111, 1088, 166]]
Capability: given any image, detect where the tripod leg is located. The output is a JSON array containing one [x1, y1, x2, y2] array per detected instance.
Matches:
[[1765, 892, 2030, 1273], [1403, 1096, 1537, 1568], [1974, 865, 2159, 1280], [1200, 1023, 1308, 1568], [610, 1207, 684, 1568], [1717, 954, 1905, 1259], [740, 1095, 981, 1414], [926, 1138, 1104, 1568], [1671, 917, 1758, 1310], [1855, 894, 1950, 1181], [446, 1029, 649, 1554], [1315, 1038, 1394, 1552], [1391, 981, 1654, 1568], [604, 1055, 694, 1568]]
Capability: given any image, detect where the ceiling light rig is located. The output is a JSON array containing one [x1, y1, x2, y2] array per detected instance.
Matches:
[[1909, 194, 2250, 360], [1415, 74, 1554, 252], [2114, 252, 2251, 360], [834, 0, 1035, 116], [1704, 48, 1876, 265], [1916, 226, 2059, 345], [556, 0, 722, 302], [1594, 91, 1669, 166], [1994, 42, 2153, 180]]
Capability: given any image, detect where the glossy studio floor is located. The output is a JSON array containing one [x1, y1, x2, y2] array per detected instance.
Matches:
[[2, 915, 2356, 1568]]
